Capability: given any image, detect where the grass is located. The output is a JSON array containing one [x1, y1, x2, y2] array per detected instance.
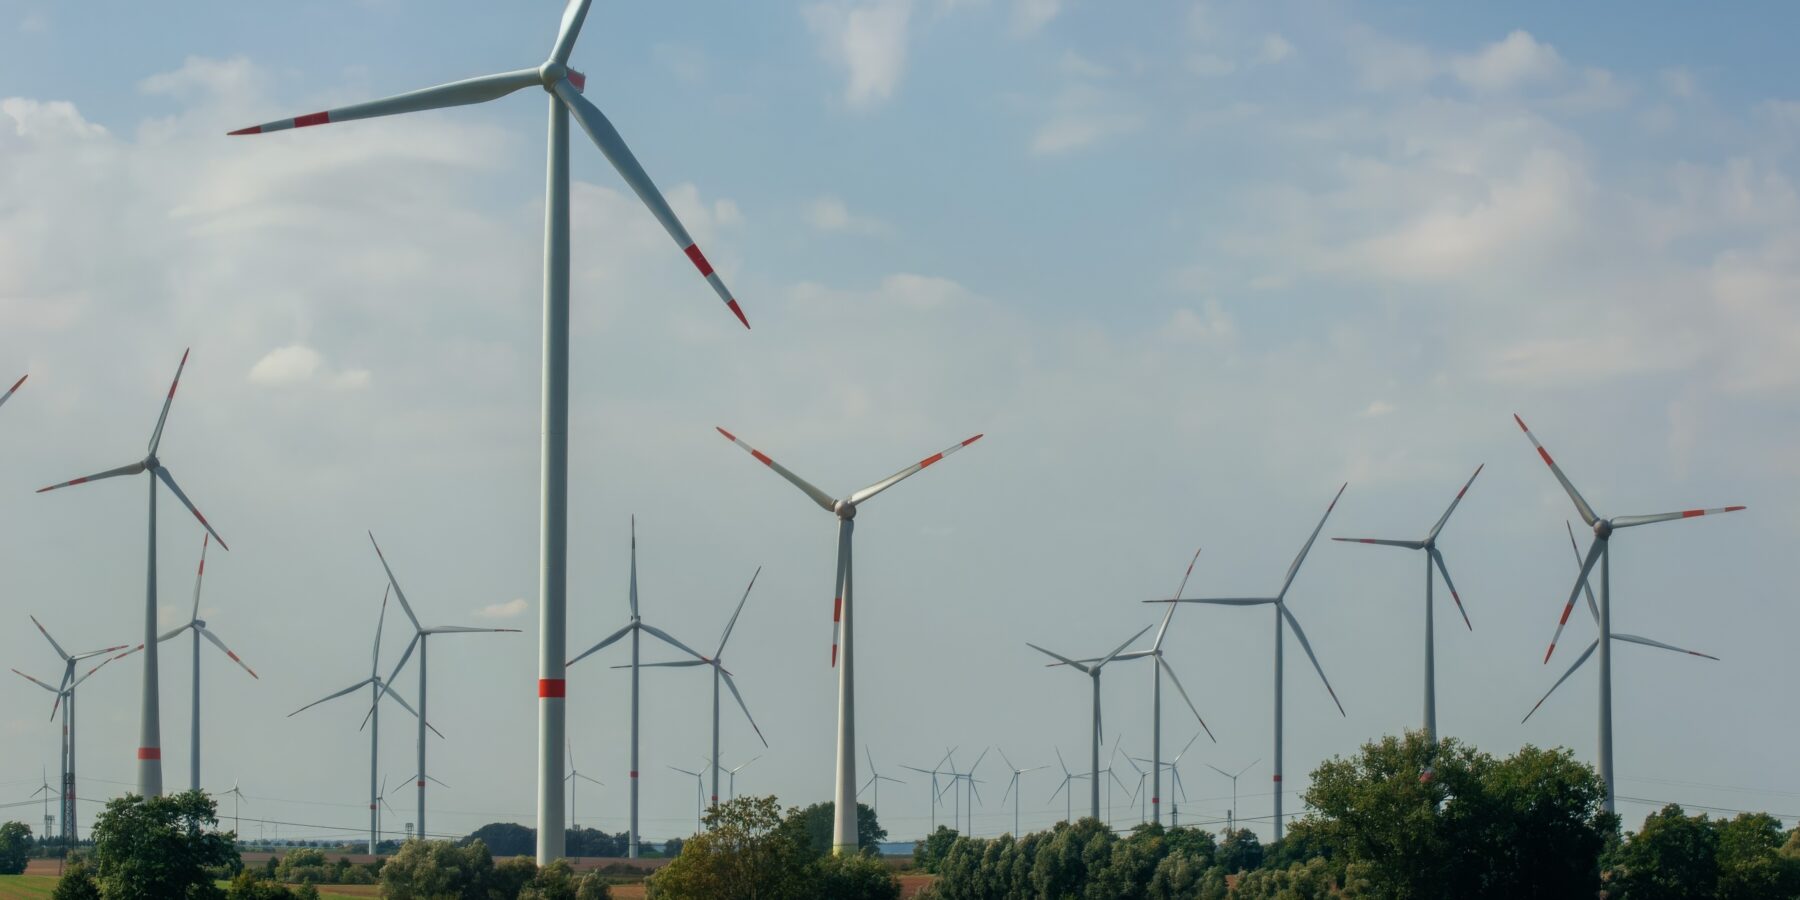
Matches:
[[0, 874, 373, 899]]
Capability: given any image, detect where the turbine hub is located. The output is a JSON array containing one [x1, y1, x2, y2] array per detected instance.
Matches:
[[835, 499, 856, 519], [539, 61, 569, 86], [144, 455, 158, 469], [1594, 519, 1613, 539]]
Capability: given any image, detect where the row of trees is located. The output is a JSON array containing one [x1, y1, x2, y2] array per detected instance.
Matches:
[[644, 797, 897, 899], [915, 731, 1800, 899]]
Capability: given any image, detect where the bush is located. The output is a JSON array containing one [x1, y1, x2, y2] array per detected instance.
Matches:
[[812, 852, 900, 900], [518, 858, 612, 900], [226, 869, 299, 900], [90, 790, 239, 900], [647, 796, 899, 900], [0, 821, 30, 875], [379, 838, 500, 899], [913, 826, 959, 873], [52, 862, 102, 900]]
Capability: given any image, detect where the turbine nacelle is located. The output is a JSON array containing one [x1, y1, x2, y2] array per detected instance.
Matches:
[[834, 499, 856, 519], [1593, 519, 1614, 539]]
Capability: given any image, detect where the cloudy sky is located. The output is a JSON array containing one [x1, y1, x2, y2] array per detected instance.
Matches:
[[3, 0, 1798, 847]]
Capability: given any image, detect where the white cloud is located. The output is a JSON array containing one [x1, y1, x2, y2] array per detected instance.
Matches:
[[1160, 302, 1237, 346], [1030, 85, 1142, 156], [248, 344, 371, 390], [804, 0, 914, 110], [1451, 30, 1563, 92], [1186, 53, 1237, 78], [475, 597, 529, 619], [1258, 34, 1295, 65], [1058, 50, 1110, 79], [806, 195, 888, 234], [1361, 401, 1395, 417], [652, 43, 708, 85], [1010, 0, 1063, 36]]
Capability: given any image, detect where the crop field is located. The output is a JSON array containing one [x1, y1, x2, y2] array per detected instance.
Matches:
[[0, 875, 375, 899]]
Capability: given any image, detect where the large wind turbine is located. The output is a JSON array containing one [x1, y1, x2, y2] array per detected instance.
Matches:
[[1333, 465, 1482, 742], [36, 349, 228, 798], [368, 532, 519, 843], [152, 534, 258, 792], [631, 568, 767, 810], [567, 518, 709, 858], [1097, 548, 1215, 825], [12, 622, 126, 842], [716, 427, 983, 852], [1151, 484, 1348, 842], [231, 0, 752, 862], [290, 588, 435, 854], [1514, 414, 1743, 814], [1027, 625, 1151, 820], [995, 749, 1046, 837]]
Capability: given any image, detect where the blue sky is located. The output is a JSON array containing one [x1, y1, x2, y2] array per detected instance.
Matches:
[[3, 0, 1799, 846]]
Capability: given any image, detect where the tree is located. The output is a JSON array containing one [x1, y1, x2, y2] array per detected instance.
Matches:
[[52, 862, 102, 900], [378, 838, 498, 899], [0, 820, 30, 875], [811, 853, 900, 900], [465, 822, 535, 857], [1231, 857, 1335, 900], [1026, 817, 1115, 897], [518, 858, 611, 900], [1714, 812, 1800, 900], [913, 826, 959, 874], [1609, 804, 1721, 900], [1214, 828, 1263, 874], [776, 801, 886, 857], [645, 796, 816, 900], [89, 790, 240, 900]]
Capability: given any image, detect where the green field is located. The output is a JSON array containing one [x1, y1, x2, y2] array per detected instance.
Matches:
[[0, 875, 373, 899]]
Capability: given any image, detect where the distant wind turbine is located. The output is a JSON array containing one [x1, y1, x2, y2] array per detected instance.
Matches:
[[1203, 759, 1258, 832], [717, 426, 983, 853], [11, 617, 125, 841], [1333, 465, 1482, 742], [899, 748, 956, 833], [995, 749, 1047, 837], [1149, 483, 1349, 842], [565, 738, 603, 832], [937, 748, 988, 836], [1027, 625, 1151, 820], [1514, 414, 1742, 815], [1046, 747, 1091, 824], [856, 748, 902, 822], [669, 765, 706, 834], [368, 532, 519, 843], [36, 349, 229, 798], [1131, 733, 1203, 827]]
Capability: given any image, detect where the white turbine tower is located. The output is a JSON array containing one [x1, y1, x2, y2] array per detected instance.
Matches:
[[368, 532, 519, 843], [567, 518, 709, 858], [12, 624, 125, 842], [856, 748, 902, 822], [1099, 548, 1215, 826], [1047, 747, 1091, 824], [1514, 414, 1743, 815], [1151, 483, 1348, 842], [995, 750, 1046, 837], [152, 534, 259, 792], [631, 568, 768, 810], [1332, 465, 1482, 743], [230, 0, 753, 862], [565, 738, 603, 833], [716, 427, 984, 853], [36, 349, 229, 798], [290, 588, 435, 854], [1027, 625, 1151, 821]]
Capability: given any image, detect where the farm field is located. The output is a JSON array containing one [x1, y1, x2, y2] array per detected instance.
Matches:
[[0, 875, 375, 899]]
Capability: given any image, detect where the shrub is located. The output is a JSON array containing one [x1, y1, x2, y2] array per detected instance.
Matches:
[[89, 790, 239, 900], [0, 821, 30, 875], [51, 862, 102, 900]]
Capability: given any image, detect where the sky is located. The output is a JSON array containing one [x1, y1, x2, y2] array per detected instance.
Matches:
[[3, 0, 1799, 848]]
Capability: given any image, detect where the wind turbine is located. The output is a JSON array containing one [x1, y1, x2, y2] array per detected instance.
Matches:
[[1514, 414, 1743, 814], [1, 374, 25, 411], [856, 748, 902, 822], [1098, 738, 1133, 828], [995, 749, 1046, 837], [565, 738, 603, 832], [629, 567, 767, 810], [899, 748, 956, 833], [222, 780, 248, 843], [716, 427, 983, 854], [30, 769, 53, 840], [1149, 483, 1349, 842], [1131, 733, 1202, 827], [669, 765, 706, 834], [153, 533, 259, 792], [567, 518, 709, 858], [230, 0, 753, 862], [1046, 747, 1091, 824], [289, 588, 435, 854], [1027, 624, 1151, 821], [368, 532, 519, 843], [12, 617, 125, 841], [376, 775, 399, 848], [937, 748, 988, 836], [35, 349, 229, 798], [1097, 548, 1215, 825], [1333, 466, 1482, 743], [1204, 759, 1258, 832], [725, 756, 760, 802]]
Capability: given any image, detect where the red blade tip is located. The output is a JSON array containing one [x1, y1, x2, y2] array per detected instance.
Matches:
[[727, 298, 750, 329], [716, 426, 736, 441], [227, 125, 262, 136]]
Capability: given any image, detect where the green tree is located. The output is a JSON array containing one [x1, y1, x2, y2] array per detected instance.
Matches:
[[1145, 848, 1212, 900], [0, 820, 30, 875], [52, 862, 103, 900], [1027, 817, 1115, 897], [1714, 812, 1800, 900], [812, 852, 901, 900], [464, 823, 535, 857], [913, 826, 959, 874], [1231, 857, 1335, 900], [89, 790, 240, 900], [1609, 804, 1721, 900], [518, 858, 611, 900], [646, 796, 817, 900], [378, 838, 498, 899], [776, 801, 886, 857], [225, 870, 296, 900], [1214, 828, 1263, 874]]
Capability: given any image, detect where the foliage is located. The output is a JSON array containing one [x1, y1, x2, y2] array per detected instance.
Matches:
[[775, 801, 887, 857], [913, 826, 959, 874], [89, 790, 240, 900], [1300, 732, 1613, 899], [1714, 812, 1800, 900], [378, 838, 502, 899], [1606, 805, 1800, 900], [0, 821, 30, 875], [1214, 828, 1264, 874], [1231, 856, 1336, 900], [225, 869, 300, 900], [646, 796, 900, 900], [517, 858, 611, 900], [52, 862, 103, 900], [465, 824, 535, 858]]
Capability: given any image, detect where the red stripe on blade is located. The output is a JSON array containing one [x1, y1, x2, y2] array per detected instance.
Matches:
[[727, 298, 749, 329], [137, 747, 160, 760], [833, 597, 842, 622], [538, 678, 566, 698], [1726, 505, 1746, 512], [684, 244, 714, 277], [8, 375, 24, 392], [294, 112, 330, 128], [1537, 447, 1554, 466], [963, 434, 984, 446], [919, 452, 944, 468], [831, 645, 838, 667], [751, 450, 773, 467]]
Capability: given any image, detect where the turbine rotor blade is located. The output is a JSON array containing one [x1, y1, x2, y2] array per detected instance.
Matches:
[[1330, 538, 1424, 549], [1523, 638, 1599, 723], [1280, 483, 1347, 597], [28, 616, 71, 662], [290, 677, 376, 717], [847, 434, 985, 506], [153, 466, 229, 551], [717, 566, 760, 658], [1612, 506, 1747, 529], [11, 668, 59, 694], [1546, 539, 1604, 664], [1154, 547, 1203, 649], [1280, 605, 1345, 716], [1427, 463, 1484, 542], [548, 0, 594, 64], [1429, 548, 1472, 631], [1514, 414, 1599, 526], [1149, 597, 1278, 607], [640, 623, 709, 663], [148, 348, 189, 454], [714, 428, 837, 512], [720, 671, 768, 748], [831, 520, 850, 667], [190, 533, 210, 622], [555, 80, 750, 328], [36, 460, 146, 493], [1566, 521, 1600, 625], [1026, 643, 1091, 673], [566, 623, 634, 668], [1098, 625, 1153, 668], [1614, 633, 1719, 660], [1158, 657, 1216, 742], [368, 533, 421, 632], [0, 373, 24, 409], [228, 69, 542, 136]]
